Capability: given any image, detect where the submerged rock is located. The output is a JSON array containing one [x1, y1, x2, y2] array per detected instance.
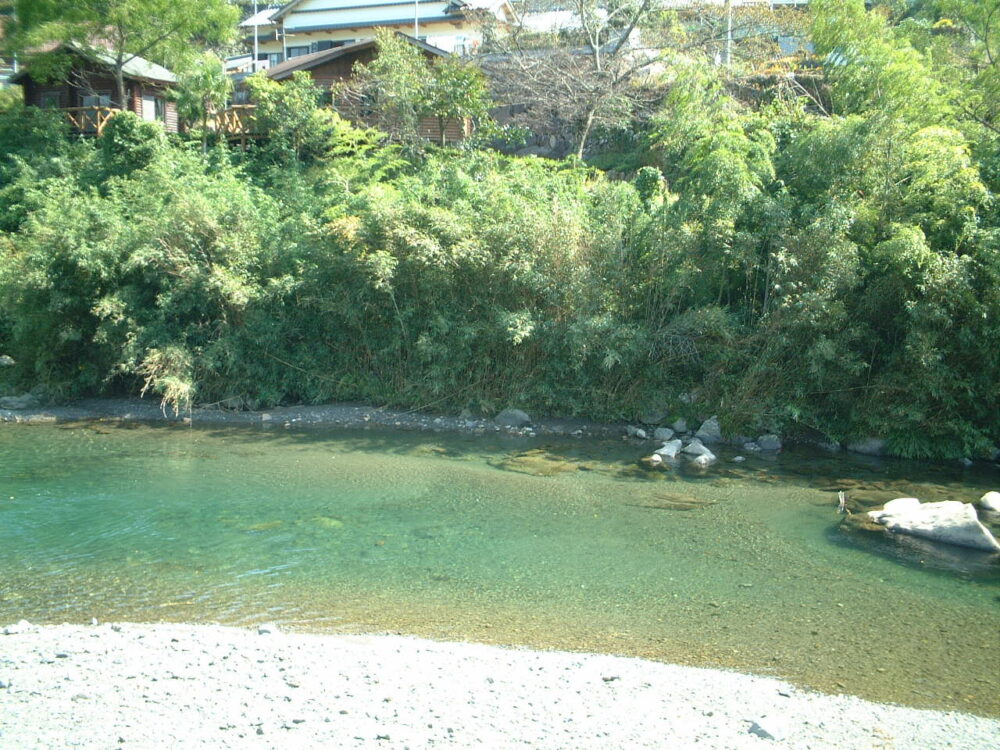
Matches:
[[0, 355, 14, 367], [690, 453, 717, 468], [497, 449, 579, 477], [625, 425, 648, 440], [868, 499, 1000, 552], [311, 516, 344, 530]]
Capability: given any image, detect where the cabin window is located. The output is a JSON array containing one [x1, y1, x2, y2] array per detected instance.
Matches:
[[267, 52, 283, 66], [141, 95, 166, 122], [81, 92, 112, 108], [39, 90, 63, 108], [286, 45, 310, 58]]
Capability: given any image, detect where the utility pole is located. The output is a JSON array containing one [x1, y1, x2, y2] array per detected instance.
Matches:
[[414, 0, 420, 38], [724, 0, 733, 67], [252, 0, 259, 71]]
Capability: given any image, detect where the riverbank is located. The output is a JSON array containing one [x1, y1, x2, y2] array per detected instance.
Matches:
[[1, 622, 997, 750], [0, 397, 620, 439]]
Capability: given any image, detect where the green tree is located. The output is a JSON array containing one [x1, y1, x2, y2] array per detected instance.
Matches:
[[424, 57, 492, 147], [10, 0, 237, 107], [174, 52, 232, 152], [352, 29, 429, 145]]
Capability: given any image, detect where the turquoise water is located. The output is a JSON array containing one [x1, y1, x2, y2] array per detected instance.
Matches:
[[1, 422, 998, 715]]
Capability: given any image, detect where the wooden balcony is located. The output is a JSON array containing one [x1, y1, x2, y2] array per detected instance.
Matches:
[[60, 106, 120, 135]]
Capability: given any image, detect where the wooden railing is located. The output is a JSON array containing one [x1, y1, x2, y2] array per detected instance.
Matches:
[[61, 106, 120, 135], [213, 105, 260, 137]]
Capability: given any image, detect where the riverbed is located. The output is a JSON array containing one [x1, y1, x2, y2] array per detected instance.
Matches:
[[1, 420, 997, 716]]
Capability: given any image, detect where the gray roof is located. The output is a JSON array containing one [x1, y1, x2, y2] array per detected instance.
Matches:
[[11, 43, 177, 85]]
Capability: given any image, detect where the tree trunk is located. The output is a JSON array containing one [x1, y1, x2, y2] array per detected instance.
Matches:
[[115, 67, 128, 113], [576, 107, 597, 159], [439, 116, 446, 147]]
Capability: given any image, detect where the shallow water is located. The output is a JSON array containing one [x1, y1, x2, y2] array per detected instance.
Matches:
[[1, 422, 998, 715]]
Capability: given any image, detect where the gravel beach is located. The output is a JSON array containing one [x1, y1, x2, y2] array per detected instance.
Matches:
[[1, 622, 996, 750]]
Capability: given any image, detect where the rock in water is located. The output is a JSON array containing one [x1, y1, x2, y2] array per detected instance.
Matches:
[[694, 416, 723, 443], [681, 438, 713, 457], [494, 408, 532, 428], [671, 418, 688, 434], [0, 394, 39, 410], [756, 434, 782, 452], [625, 425, 648, 440], [869, 499, 1000, 552], [690, 453, 716, 468], [847, 437, 886, 456], [0, 355, 14, 367], [652, 427, 674, 442], [979, 492, 1000, 512], [654, 439, 683, 459]]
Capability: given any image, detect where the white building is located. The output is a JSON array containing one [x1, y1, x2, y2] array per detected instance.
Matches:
[[241, 0, 516, 66]]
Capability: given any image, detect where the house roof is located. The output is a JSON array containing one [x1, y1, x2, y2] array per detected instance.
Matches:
[[240, 7, 282, 28], [271, 0, 513, 24], [266, 32, 450, 80], [11, 43, 177, 85]]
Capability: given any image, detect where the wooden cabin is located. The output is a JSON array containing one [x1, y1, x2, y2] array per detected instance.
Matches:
[[248, 34, 471, 143], [12, 44, 179, 134]]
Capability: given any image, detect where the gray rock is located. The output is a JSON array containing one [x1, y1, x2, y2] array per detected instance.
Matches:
[[257, 623, 280, 635], [681, 438, 713, 457], [847, 437, 886, 456], [694, 416, 723, 443], [869, 499, 1000, 552], [625, 425, 647, 440], [494, 409, 532, 428], [671, 418, 687, 434], [690, 453, 716, 468], [742, 441, 761, 452], [732, 456, 746, 462], [0, 678, 9, 689], [979, 492, 1000, 512], [639, 408, 668, 425], [652, 427, 674, 442], [0, 354, 14, 367], [757, 434, 782, 452], [0, 393, 39, 410], [654, 439, 683, 459], [749, 716, 789, 741]]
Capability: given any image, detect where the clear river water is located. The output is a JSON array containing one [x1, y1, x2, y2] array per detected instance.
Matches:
[[1, 421, 998, 716]]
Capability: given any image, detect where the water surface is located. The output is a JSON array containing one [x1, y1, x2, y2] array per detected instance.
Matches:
[[1, 422, 997, 715]]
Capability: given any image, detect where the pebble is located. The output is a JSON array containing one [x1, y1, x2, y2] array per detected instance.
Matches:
[[0, 623, 995, 750]]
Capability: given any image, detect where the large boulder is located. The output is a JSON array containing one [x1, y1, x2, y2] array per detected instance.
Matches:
[[694, 416, 723, 443], [0, 393, 39, 411], [868, 499, 1000, 552], [494, 408, 532, 428]]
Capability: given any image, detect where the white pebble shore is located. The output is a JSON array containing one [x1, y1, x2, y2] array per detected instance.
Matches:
[[0, 622, 996, 749]]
